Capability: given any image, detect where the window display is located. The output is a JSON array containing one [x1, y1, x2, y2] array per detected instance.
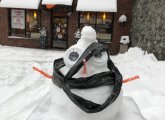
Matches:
[[10, 9, 25, 37], [10, 9, 40, 38], [52, 17, 68, 48], [80, 12, 96, 29], [26, 10, 40, 38], [79, 12, 113, 42]]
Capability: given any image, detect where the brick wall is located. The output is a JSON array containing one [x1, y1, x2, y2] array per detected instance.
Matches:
[[41, 9, 51, 48], [109, 0, 132, 54], [68, 0, 78, 47], [0, 8, 8, 45]]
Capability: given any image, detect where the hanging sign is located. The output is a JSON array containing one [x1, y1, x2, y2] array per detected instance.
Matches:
[[11, 9, 25, 29], [46, 4, 55, 9]]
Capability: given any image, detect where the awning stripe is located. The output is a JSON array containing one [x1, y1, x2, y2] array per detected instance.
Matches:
[[0, 0, 41, 9], [76, 0, 117, 12], [42, 0, 73, 6]]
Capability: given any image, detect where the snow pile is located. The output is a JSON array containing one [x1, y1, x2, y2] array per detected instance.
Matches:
[[0, 45, 165, 120], [112, 47, 165, 120], [118, 14, 127, 23], [0, 46, 63, 120]]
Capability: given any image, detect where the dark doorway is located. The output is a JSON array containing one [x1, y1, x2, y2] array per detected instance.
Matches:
[[52, 17, 68, 48]]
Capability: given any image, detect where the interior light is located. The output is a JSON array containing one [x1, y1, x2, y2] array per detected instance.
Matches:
[[87, 13, 90, 21], [34, 11, 37, 19], [103, 13, 106, 21]]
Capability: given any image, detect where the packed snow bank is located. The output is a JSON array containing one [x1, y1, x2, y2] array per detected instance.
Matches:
[[0, 46, 64, 120], [0, 46, 165, 120], [111, 47, 165, 120], [112, 47, 165, 93]]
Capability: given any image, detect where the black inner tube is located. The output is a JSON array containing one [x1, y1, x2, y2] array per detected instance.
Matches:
[[52, 42, 123, 113]]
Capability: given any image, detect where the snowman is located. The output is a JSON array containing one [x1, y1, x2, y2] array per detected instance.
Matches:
[[50, 26, 123, 120]]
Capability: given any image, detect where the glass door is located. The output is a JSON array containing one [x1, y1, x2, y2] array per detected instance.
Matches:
[[52, 17, 68, 48]]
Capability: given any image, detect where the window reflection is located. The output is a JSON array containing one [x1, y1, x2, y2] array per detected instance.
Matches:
[[79, 12, 113, 42], [80, 12, 96, 29], [26, 10, 40, 38]]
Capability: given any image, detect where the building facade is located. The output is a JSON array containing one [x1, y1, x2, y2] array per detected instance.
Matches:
[[0, 0, 131, 54]]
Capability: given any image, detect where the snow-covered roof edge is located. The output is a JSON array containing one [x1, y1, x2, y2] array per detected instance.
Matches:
[[42, 0, 73, 6], [76, 0, 117, 12], [0, 0, 41, 9]]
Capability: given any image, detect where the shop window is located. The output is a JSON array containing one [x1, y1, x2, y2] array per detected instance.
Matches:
[[79, 12, 113, 43], [9, 9, 40, 38], [80, 12, 96, 29]]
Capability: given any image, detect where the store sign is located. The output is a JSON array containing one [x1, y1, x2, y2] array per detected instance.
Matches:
[[11, 9, 25, 29]]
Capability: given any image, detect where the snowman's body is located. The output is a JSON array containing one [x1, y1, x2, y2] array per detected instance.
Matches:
[[50, 26, 123, 120]]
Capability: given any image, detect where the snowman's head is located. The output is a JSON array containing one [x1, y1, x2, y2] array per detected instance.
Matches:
[[80, 26, 97, 43]]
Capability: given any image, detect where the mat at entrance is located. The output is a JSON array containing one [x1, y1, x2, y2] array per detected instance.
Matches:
[[27, 94, 146, 120]]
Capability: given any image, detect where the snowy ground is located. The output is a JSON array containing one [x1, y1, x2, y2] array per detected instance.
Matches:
[[0, 45, 165, 120]]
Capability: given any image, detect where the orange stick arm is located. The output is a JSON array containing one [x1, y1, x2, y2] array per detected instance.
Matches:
[[122, 75, 140, 83], [32, 66, 139, 83], [32, 66, 52, 79]]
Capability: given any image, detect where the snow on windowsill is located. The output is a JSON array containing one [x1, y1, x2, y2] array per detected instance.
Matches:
[[8, 36, 39, 40]]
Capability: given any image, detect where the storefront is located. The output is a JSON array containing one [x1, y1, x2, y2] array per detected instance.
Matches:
[[0, 0, 131, 54]]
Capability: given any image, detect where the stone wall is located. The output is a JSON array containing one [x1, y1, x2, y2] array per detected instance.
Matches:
[[130, 0, 165, 60]]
